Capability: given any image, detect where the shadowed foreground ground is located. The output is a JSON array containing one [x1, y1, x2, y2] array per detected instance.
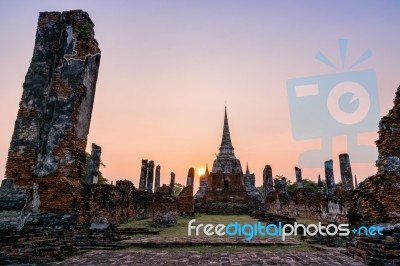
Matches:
[[52, 249, 364, 266], [53, 215, 363, 265]]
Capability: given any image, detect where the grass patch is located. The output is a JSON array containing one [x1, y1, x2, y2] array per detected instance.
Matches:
[[119, 214, 302, 239], [293, 217, 327, 225], [117, 214, 323, 253], [119, 214, 261, 237]]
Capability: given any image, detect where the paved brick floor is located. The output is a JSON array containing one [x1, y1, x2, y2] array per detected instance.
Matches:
[[52, 250, 364, 266], [120, 236, 301, 246]]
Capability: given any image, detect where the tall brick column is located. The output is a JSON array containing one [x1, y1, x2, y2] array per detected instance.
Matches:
[[4, 10, 101, 213], [295, 166, 303, 189], [339, 153, 354, 191], [324, 160, 335, 196]]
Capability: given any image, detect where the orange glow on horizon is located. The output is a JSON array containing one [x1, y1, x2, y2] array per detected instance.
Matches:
[[197, 168, 205, 176]]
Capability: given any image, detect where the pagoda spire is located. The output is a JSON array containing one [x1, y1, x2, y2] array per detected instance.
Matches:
[[219, 106, 234, 156], [205, 164, 209, 176], [246, 163, 250, 174], [317, 174, 323, 188]]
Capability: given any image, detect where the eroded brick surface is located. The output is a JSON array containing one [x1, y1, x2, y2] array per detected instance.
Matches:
[[4, 9, 101, 214], [52, 250, 364, 266]]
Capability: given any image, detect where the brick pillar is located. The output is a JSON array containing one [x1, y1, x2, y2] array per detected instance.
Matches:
[[186, 168, 194, 187], [146, 160, 155, 193], [154, 165, 161, 192], [295, 166, 303, 189], [170, 172, 175, 195], [139, 160, 148, 191], [339, 153, 354, 191], [263, 165, 273, 197], [85, 143, 102, 184], [325, 160, 335, 196]]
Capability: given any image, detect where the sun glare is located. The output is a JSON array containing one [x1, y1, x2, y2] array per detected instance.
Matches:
[[197, 168, 205, 176]]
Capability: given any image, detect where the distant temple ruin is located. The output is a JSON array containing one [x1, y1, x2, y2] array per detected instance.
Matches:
[[194, 107, 263, 213]]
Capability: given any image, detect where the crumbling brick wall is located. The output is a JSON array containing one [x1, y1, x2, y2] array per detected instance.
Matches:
[[177, 185, 194, 216], [4, 10, 101, 214], [266, 185, 348, 223], [79, 180, 154, 225], [351, 85, 400, 223], [152, 185, 178, 227]]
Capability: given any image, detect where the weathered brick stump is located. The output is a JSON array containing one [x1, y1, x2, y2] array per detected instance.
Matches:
[[80, 180, 154, 226], [152, 185, 178, 227], [178, 185, 194, 217], [1, 9, 101, 227], [178, 170, 194, 216]]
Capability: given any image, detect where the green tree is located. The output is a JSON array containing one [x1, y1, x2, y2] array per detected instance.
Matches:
[[287, 178, 319, 196], [173, 183, 184, 196]]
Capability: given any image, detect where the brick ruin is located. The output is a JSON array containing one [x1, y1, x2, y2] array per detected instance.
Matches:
[[4, 10, 101, 216], [325, 159, 336, 196], [169, 172, 175, 195], [0, 10, 156, 263], [263, 157, 352, 223], [260, 85, 400, 264], [194, 107, 264, 214], [152, 185, 177, 227], [1, 10, 102, 232], [146, 160, 155, 193], [0, 8, 399, 266], [355, 85, 400, 224], [85, 143, 102, 184], [139, 159, 148, 191], [343, 85, 400, 265], [294, 166, 303, 189], [177, 168, 194, 216], [331, 85, 400, 227], [339, 153, 354, 191], [154, 165, 161, 192]]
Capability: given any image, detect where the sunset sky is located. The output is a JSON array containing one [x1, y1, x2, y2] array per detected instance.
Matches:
[[1, 1, 400, 191]]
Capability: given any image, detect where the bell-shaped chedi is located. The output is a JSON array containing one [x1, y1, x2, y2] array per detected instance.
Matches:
[[4, 10, 101, 213], [212, 107, 243, 174], [194, 107, 263, 214]]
